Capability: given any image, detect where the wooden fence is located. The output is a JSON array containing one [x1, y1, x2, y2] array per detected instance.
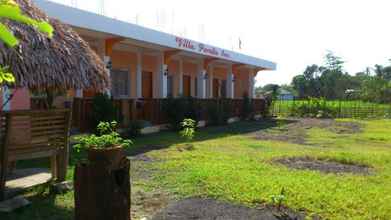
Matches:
[[69, 98, 267, 132]]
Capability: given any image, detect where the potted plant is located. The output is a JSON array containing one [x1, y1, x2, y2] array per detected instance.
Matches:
[[75, 121, 132, 169]]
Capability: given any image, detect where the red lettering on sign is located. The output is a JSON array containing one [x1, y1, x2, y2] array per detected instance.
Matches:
[[176, 37, 232, 59], [176, 37, 195, 50]]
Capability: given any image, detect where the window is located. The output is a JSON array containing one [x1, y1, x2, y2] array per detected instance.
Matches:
[[111, 69, 130, 98], [167, 75, 174, 97]]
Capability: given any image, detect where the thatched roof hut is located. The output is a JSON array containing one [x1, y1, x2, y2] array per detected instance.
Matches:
[[0, 0, 110, 92]]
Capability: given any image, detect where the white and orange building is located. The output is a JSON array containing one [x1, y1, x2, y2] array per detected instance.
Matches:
[[3, 0, 276, 130]]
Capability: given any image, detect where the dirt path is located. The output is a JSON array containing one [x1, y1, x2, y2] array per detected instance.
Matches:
[[274, 156, 372, 175], [252, 118, 361, 145], [152, 198, 305, 220]]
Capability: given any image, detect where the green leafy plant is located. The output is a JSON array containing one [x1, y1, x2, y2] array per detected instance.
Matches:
[[163, 96, 199, 130], [270, 187, 286, 210], [0, 0, 54, 85], [75, 121, 132, 152], [180, 118, 196, 141], [91, 93, 119, 131]]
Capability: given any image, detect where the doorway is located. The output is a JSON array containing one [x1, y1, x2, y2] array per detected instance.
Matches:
[[142, 71, 153, 98]]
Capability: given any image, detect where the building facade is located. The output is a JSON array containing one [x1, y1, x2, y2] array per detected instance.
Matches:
[[1, 0, 277, 129]]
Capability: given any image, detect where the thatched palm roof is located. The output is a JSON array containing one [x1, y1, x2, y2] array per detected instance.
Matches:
[[0, 0, 110, 91]]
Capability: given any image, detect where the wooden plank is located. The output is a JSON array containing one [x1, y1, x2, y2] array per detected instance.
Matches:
[[58, 111, 71, 182], [8, 150, 56, 162], [30, 124, 65, 132]]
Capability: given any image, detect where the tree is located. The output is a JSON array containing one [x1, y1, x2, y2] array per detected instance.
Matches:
[[290, 51, 358, 100]]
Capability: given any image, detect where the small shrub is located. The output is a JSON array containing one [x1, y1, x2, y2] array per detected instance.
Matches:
[[177, 118, 196, 152], [270, 187, 286, 210], [207, 99, 232, 126], [163, 96, 199, 130], [290, 97, 337, 118], [126, 120, 151, 138], [180, 118, 196, 141], [91, 93, 119, 131]]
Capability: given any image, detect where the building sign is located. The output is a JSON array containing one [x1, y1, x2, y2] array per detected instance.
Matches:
[[175, 37, 231, 59]]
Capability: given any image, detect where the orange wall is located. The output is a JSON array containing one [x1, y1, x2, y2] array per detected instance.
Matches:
[[168, 60, 179, 96], [234, 68, 250, 98], [111, 50, 137, 98], [183, 61, 198, 97]]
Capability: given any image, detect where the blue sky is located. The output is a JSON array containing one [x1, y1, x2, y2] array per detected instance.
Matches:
[[54, 0, 391, 86]]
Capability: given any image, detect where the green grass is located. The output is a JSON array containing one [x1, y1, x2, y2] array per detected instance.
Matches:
[[2, 119, 391, 219]]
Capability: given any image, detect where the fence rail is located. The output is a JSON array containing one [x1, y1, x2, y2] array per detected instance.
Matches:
[[69, 98, 266, 132], [272, 99, 391, 119]]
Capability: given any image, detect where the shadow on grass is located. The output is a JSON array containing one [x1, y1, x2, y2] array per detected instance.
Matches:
[[0, 191, 73, 220], [17, 119, 297, 166], [127, 118, 296, 156]]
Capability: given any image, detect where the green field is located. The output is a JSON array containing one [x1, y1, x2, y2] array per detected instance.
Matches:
[[2, 119, 391, 220]]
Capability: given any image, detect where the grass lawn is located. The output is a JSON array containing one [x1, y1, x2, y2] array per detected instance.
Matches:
[[2, 118, 391, 219]]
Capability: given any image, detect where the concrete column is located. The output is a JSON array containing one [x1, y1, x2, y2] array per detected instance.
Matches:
[[157, 52, 168, 98], [197, 63, 206, 99], [75, 89, 83, 98], [248, 69, 255, 98], [207, 66, 214, 98], [136, 51, 142, 98], [178, 59, 183, 96], [227, 65, 234, 99]]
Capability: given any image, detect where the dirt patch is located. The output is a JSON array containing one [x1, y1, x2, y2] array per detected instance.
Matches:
[[131, 187, 170, 220], [331, 121, 361, 134], [252, 118, 362, 145], [275, 157, 372, 175], [152, 198, 306, 220]]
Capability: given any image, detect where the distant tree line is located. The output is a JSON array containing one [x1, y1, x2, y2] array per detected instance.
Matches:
[[256, 51, 391, 103]]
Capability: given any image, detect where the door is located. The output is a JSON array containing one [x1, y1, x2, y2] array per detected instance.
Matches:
[[183, 75, 191, 97], [142, 71, 153, 98]]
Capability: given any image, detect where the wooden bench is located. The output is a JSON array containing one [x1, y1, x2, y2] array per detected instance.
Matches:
[[0, 109, 71, 201]]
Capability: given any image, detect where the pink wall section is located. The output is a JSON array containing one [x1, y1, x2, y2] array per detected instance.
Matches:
[[0, 88, 30, 111], [11, 88, 30, 110]]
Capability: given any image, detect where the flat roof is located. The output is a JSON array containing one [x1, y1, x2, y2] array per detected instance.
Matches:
[[33, 0, 277, 70]]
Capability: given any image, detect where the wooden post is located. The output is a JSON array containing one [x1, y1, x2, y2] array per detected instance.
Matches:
[[0, 115, 10, 201], [74, 158, 130, 220], [57, 110, 71, 182]]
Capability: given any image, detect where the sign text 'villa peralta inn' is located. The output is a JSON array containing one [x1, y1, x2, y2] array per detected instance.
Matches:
[[175, 37, 231, 59]]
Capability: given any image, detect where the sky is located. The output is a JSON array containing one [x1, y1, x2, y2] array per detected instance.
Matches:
[[54, 0, 391, 87]]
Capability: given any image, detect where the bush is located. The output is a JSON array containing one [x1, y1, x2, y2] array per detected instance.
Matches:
[[163, 96, 199, 130], [91, 94, 119, 132], [207, 99, 232, 126], [126, 120, 151, 138], [290, 98, 337, 118], [241, 94, 254, 120]]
